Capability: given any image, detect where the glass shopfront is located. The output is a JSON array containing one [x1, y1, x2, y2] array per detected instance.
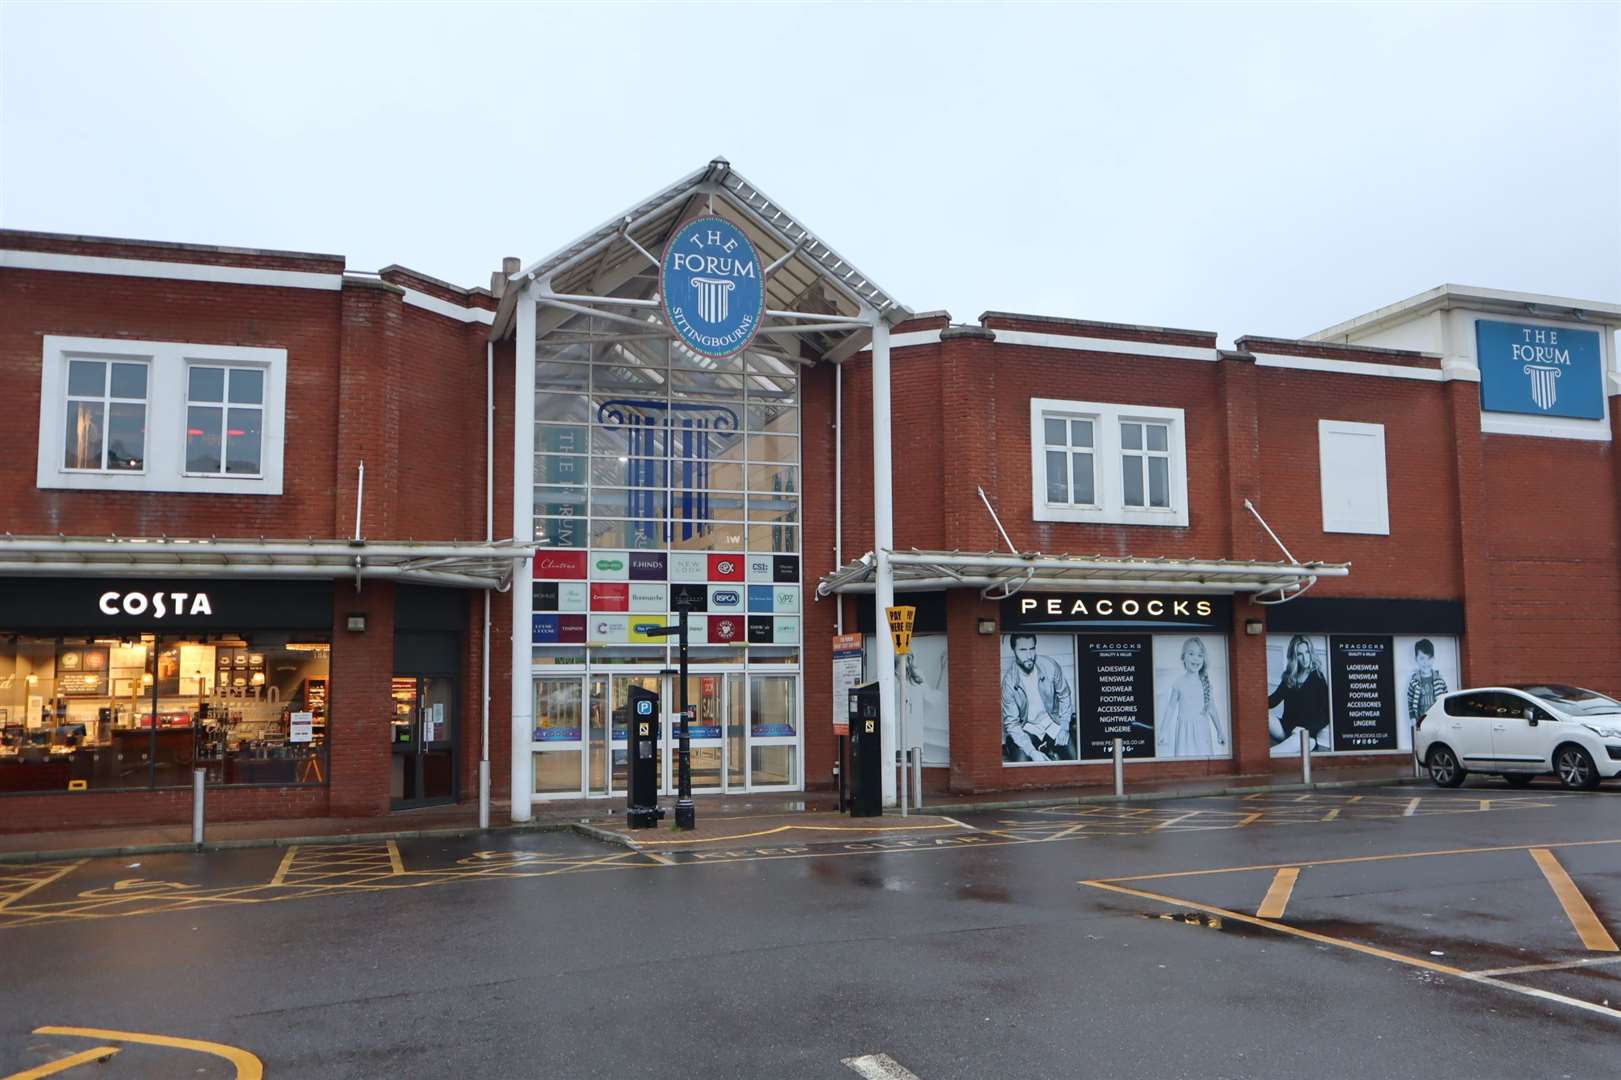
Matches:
[[528, 320, 803, 798], [0, 578, 334, 795]]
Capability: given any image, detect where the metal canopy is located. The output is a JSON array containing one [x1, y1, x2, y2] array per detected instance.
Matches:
[[491, 157, 912, 354], [0, 535, 534, 591], [817, 549, 1351, 600]]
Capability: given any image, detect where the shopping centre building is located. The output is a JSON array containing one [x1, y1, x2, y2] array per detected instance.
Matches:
[[4, 157, 1620, 831]]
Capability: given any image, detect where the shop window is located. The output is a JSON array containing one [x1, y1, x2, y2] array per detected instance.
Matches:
[[1318, 420, 1389, 535], [0, 633, 329, 794], [37, 336, 286, 494], [1030, 399, 1188, 526]]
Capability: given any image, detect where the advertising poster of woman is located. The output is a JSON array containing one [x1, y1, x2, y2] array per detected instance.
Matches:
[[1267, 633, 1331, 754], [901, 635, 950, 767], [1153, 635, 1229, 758]]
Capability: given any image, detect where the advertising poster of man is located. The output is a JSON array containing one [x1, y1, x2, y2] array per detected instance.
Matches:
[[1267, 633, 1331, 754], [1393, 635, 1459, 751], [1153, 634, 1230, 758], [1000, 633, 1078, 764]]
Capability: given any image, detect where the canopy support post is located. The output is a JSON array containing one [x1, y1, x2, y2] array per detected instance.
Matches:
[[871, 318, 898, 808]]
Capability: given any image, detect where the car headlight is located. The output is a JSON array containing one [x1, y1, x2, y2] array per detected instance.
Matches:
[[1580, 723, 1621, 740]]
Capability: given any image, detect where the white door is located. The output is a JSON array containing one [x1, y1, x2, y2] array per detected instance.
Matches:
[[1492, 692, 1555, 770]]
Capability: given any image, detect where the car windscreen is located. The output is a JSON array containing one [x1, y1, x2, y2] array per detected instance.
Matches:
[[1514, 685, 1621, 716]]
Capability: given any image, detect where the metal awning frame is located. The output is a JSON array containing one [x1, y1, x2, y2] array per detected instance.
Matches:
[[817, 549, 1352, 601], [0, 535, 535, 591]]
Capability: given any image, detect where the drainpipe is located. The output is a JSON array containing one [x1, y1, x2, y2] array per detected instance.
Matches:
[[480, 340, 493, 830], [834, 361, 843, 636]]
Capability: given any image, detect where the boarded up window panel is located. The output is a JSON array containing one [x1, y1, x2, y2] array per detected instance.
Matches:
[[1318, 421, 1389, 535]]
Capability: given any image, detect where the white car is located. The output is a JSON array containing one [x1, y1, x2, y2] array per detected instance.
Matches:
[[1415, 684, 1621, 791]]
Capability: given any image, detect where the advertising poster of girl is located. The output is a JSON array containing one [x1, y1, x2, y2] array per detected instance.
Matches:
[[1153, 635, 1229, 757]]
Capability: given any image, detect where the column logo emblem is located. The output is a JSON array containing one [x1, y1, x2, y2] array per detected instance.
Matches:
[[660, 215, 765, 359]]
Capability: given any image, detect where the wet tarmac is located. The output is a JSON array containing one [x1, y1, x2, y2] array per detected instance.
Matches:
[[2, 783, 1618, 1078]]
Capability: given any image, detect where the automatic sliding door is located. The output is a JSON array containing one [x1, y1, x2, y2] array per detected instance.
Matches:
[[533, 676, 585, 799], [748, 674, 799, 789]]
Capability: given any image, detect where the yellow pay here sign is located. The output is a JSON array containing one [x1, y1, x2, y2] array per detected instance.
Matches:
[[886, 605, 916, 655]]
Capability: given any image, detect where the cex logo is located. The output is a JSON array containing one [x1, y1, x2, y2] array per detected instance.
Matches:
[[715, 560, 736, 576]]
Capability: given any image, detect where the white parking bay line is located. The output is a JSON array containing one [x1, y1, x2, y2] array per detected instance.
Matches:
[[843, 1052, 924, 1079]]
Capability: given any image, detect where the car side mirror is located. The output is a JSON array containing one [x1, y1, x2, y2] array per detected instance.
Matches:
[[1523, 708, 1538, 725]]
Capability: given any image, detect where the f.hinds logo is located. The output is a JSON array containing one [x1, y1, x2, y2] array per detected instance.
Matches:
[[99, 590, 213, 619]]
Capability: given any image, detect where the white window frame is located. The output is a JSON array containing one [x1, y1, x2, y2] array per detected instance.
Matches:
[[37, 336, 287, 495], [182, 362, 269, 479], [1038, 414, 1098, 509], [1318, 419, 1390, 535], [1030, 398, 1189, 527], [60, 354, 151, 474]]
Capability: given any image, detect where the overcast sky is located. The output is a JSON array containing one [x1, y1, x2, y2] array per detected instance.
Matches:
[[3, 2, 1617, 343]]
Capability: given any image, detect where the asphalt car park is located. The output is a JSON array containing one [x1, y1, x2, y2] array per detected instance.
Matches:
[[3, 784, 1618, 1079]]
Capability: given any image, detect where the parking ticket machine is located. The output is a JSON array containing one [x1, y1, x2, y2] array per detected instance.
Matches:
[[848, 682, 882, 818], [627, 685, 664, 829]]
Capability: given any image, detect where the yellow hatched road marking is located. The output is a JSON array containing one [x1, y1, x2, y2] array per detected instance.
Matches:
[[1529, 848, 1619, 952], [387, 841, 405, 875], [1402, 797, 1422, 816], [30, 1027, 262, 1079], [0, 861, 86, 911], [269, 847, 297, 887], [1256, 867, 1300, 919], [1322, 808, 1341, 821], [1, 1045, 120, 1079], [633, 821, 965, 846]]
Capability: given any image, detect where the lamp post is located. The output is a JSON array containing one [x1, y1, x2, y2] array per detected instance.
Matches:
[[638, 604, 695, 830]]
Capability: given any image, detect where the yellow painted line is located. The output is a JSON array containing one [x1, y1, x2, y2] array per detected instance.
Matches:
[[1402, 797, 1422, 816], [1152, 811, 1202, 829], [387, 841, 405, 876], [1322, 808, 1341, 822], [0, 861, 86, 912], [1096, 836, 1621, 884], [1347, 795, 1363, 803], [626, 821, 965, 846], [1256, 867, 1300, 919], [643, 851, 676, 865], [269, 846, 298, 887], [1080, 880, 1621, 1023], [1238, 811, 1263, 827], [1530, 848, 1619, 953], [2, 1045, 120, 1079], [31, 1027, 262, 1079], [1476, 955, 1621, 977]]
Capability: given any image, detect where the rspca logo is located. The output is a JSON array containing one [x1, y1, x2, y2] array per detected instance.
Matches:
[[660, 216, 764, 359], [712, 590, 740, 606]]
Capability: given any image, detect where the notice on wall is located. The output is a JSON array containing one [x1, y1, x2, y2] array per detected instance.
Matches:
[[1077, 635, 1153, 758], [289, 711, 314, 744], [831, 633, 863, 736], [1329, 636, 1397, 751]]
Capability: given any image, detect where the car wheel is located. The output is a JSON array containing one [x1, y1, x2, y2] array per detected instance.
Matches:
[[1555, 745, 1601, 791], [1502, 773, 1536, 788], [1427, 745, 1466, 788]]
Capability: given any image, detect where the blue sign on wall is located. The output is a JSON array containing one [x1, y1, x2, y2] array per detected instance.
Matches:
[[1476, 320, 1605, 420], [660, 216, 765, 359]]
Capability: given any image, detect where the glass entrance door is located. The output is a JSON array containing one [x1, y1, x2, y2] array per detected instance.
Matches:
[[390, 675, 457, 808], [662, 674, 730, 794]]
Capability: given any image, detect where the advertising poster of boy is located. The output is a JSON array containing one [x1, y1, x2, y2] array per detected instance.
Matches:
[[1405, 638, 1449, 733]]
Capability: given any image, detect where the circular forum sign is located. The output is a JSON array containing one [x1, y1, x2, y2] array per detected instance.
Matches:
[[660, 216, 765, 359]]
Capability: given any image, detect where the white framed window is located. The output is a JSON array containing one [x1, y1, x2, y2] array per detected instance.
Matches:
[[1318, 420, 1389, 534], [184, 364, 266, 477], [1030, 399, 1188, 527], [62, 355, 150, 473], [38, 336, 287, 495]]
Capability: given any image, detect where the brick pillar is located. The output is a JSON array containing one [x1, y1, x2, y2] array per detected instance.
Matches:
[[1220, 351, 1270, 773], [938, 326, 999, 551], [329, 580, 396, 817], [946, 588, 1002, 793], [334, 277, 404, 539], [1446, 379, 1492, 684]]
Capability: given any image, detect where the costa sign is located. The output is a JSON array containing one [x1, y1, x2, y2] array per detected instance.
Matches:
[[1000, 592, 1231, 632], [99, 590, 213, 619], [660, 216, 765, 359]]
